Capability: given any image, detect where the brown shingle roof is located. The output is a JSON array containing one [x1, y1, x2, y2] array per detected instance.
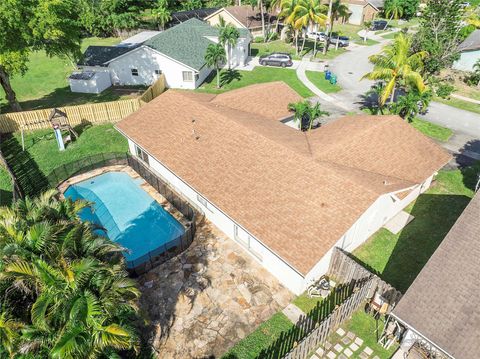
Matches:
[[392, 193, 480, 359], [116, 82, 450, 275], [222, 6, 278, 29]]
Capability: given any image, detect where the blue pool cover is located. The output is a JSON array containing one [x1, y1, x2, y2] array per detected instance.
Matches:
[[64, 172, 185, 268]]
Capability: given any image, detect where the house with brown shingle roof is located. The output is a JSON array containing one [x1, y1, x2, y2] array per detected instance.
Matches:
[[390, 192, 480, 359], [115, 82, 450, 294]]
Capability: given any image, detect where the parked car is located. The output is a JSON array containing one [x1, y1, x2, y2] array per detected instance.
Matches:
[[371, 20, 388, 31], [307, 31, 328, 41], [259, 53, 293, 67], [328, 35, 350, 47]]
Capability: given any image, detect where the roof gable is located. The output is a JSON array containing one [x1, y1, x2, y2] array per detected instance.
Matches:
[[78, 45, 138, 67]]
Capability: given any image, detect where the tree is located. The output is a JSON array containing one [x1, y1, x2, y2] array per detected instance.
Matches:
[[384, 0, 418, 20], [280, 0, 301, 54], [363, 33, 428, 104], [205, 44, 227, 88], [292, 0, 328, 54], [329, 0, 349, 36], [412, 0, 464, 74], [152, 0, 172, 30], [248, 0, 267, 39], [363, 20, 372, 43], [219, 24, 240, 69], [288, 100, 329, 131], [389, 88, 432, 122], [0, 191, 140, 357], [384, 0, 404, 28], [0, 0, 82, 112]]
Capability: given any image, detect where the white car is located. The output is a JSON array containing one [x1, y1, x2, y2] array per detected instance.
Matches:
[[306, 31, 327, 41]]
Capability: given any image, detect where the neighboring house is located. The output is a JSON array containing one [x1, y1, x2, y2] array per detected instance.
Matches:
[[205, 6, 279, 37], [167, 8, 219, 28], [69, 19, 251, 93], [453, 29, 480, 72], [390, 192, 480, 359], [115, 81, 450, 295], [345, 0, 381, 25]]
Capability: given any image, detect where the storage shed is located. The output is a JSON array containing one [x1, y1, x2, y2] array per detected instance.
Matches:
[[68, 71, 112, 94]]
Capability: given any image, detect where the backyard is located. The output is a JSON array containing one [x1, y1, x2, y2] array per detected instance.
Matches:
[[0, 37, 142, 112], [0, 123, 128, 201]]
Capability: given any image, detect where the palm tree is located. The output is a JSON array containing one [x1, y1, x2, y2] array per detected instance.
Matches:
[[288, 100, 329, 131], [219, 24, 240, 69], [390, 89, 432, 122], [384, 0, 403, 28], [362, 20, 372, 43], [362, 33, 428, 105], [205, 44, 227, 88], [280, 0, 301, 54], [329, 0, 349, 36], [292, 0, 328, 55], [0, 192, 140, 358], [151, 0, 172, 31], [248, 0, 267, 38]]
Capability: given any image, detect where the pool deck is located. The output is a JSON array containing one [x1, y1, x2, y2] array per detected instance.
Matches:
[[139, 220, 293, 358]]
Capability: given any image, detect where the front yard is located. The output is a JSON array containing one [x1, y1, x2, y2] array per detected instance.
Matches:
[[0, 37, 142, 112], [196, 67, 315, 98], [352, 161, 479, 292]]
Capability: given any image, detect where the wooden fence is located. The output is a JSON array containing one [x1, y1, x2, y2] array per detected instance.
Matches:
[[0, 75, 165, 133], [282, 248, 403, 359]]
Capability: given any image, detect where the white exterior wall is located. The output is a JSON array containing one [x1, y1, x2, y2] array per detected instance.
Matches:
[[127, 139, 306, 294], [452, 50, 480, 72], [126, 137, 435, 295], [304, 174, 434, 286], [69, 72, 112, 94], [348, 4, 364, 25]]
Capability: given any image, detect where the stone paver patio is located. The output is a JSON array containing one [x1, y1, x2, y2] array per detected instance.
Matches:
[[138, 220, 293, 358]]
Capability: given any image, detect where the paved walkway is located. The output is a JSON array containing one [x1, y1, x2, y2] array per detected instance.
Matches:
[[451, 93, 480, 105], [139, 221, 293, 358]]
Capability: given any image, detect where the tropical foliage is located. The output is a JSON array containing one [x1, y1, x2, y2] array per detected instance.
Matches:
[[288, 100, 329, 131], [0, 190, 140, 358], [152, 0, 172, 30], [384, 0, 419, 20], [218, 24, 240, 70], [389, 88, 432, 122], [363, 32, 428, 105], [205, 44, 227, 88]]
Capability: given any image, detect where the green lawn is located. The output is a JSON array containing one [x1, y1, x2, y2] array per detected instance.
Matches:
[[0, 37, 136, 112], [222, 312, 299, 359], [196, 67, 314, 98], [381, 32, 398, 40], [352, 161, 479, 292], [0, 166, 13, 206], [434, 97, 480, 115], [305, 71, 341, 93], [330, 310, 398, 359], [332, 24, 379, 46], [251, 39, 349, 60], [410, 117, 453, 142], [0, 123, 128, 199]]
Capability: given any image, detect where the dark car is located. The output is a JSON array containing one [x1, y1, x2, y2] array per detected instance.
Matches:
[[371, 20, 388, 31], [259, 53, 293, 67]]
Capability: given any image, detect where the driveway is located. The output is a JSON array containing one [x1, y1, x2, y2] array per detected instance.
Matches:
[[328, 40, 480, 139], [138, 219, 293, 358]]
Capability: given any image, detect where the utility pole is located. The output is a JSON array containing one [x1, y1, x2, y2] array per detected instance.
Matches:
[[323, 0, 334, 55]]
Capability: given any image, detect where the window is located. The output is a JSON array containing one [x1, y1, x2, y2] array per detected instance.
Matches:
[[131, 68, 139, 76], [135, 145, 149, 165], [182, 71, 193, 82], [234, 225, 262, 261], [155, 69, 162, 75], [197, 194, 213, 212]]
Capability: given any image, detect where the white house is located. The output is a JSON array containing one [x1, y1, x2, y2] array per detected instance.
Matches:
[[70, 19, 251, 93], [115, 82, 451, 295], [453, 29, 480, 72]]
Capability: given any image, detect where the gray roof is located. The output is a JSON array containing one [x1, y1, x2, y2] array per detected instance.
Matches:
[[392, 192, 480, 359], [368, 0, 384, 9], [458, 29, 480, 52], [145, 18, 249, 71], [78, 45, 138, 66]]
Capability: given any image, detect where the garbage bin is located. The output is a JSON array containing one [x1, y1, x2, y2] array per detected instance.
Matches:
[[324, 70, 331, 80], [330, 74, 337, 85]]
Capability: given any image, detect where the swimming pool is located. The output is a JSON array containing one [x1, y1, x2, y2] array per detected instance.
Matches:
[[64, 171, 185, 268]]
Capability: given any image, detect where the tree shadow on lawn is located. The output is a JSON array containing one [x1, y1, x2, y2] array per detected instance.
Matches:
[[220, 70, 242, 86], [351, 193, 472, 293], [0, 134, 49, 197], [0, 86, 124, 112]]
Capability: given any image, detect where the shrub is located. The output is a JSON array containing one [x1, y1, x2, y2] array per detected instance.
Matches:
[[254, 36, 265, 43], [268, 32, 279, 41]]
